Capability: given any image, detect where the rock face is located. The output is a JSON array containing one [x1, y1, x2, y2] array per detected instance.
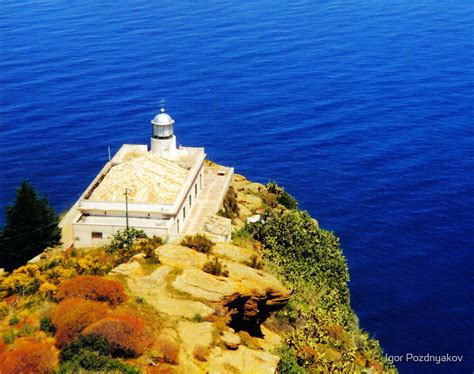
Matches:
[[112, 241, 290, 373], [160, 244, 290, 335]]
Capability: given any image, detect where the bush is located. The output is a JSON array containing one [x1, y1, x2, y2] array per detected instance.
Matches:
[[202, 257, 229, 277], [106, 228, 147, 264], [220, 186, 240, 218], [246, 254, 264, 270], [0, 340, 7, 354], [137, 237, 163, 264], [82, 314, 152, 358], [8, 315, 20, 326], [156, 337, 180, 365], [278, 190, 298, 210], [276, 345, 305, 374], [181, 234, 214, 254], [40, 315, 56, 335], [51, 298, 110, 348], [59, 348, 139, 374], [0, 338, 58, 374], [56, 275, 127, 306]]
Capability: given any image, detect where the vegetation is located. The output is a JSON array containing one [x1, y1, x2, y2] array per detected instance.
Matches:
[[51, 298, 111, 348], [0, 181, 61, 271], [156, 336, 180, 365], [106, 228, 147, 264], [0, 338, 58, 374], [219, 186, 240, 218], [265, 180, 298, 209], [181, 234, 214, 254], [0, 171, 395, 373], [56, 275, 127, 305], [248, 208, 395, 373], [82, 314, 152, 357], [59, 345, 140, 373], [202, 256, 229, 277]]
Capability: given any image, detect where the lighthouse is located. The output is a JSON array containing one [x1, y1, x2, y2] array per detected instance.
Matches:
[[150, 108, 177, 158]]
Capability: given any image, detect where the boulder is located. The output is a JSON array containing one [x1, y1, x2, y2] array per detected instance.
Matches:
[[220, 331, 241, 350], [237, 192, 263, 211], [178, 321, 214, 355]]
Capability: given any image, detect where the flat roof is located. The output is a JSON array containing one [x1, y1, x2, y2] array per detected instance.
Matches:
[[86, 145, 203, 205]]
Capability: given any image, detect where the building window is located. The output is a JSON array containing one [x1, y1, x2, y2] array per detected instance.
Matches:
[[200, 173, 202, 189], [183, 207, 186, 220], [91, 232, 103, 240], [189, 194, 192, 208], [195, 184, 197, 197], [177, 219, 180, 233]]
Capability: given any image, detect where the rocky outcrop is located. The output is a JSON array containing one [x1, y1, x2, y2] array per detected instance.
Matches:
[[112, 241, 289, 373]]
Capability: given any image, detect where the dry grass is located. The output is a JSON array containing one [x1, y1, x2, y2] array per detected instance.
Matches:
[[156, 337, 180, 365], [192, 345, 210, 362]]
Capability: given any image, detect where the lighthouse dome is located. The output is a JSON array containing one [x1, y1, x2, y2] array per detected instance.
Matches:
[[151, 109, 175, 126]]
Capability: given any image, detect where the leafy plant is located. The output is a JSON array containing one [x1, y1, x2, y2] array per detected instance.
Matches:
[[106, 228, 147, 264]]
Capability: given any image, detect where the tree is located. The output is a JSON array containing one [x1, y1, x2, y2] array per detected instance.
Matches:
[[0, 181, 61, 271]]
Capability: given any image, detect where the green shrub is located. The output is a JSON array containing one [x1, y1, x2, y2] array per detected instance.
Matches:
[[59, 348, 140, 374], [192, 313, 203, 322], [202, 257, 229, 277], [3, 329, 16, 344], [106, 228, 147, 264], [181, 234, 214, 254], [276, 345, 305, 374], [40, 315, 56, 335], [278, 190, 298, 210], [8, 314, 20, 326]]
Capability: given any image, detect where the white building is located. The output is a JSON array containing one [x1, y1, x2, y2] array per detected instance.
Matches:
[[70, 110, 232, 247]]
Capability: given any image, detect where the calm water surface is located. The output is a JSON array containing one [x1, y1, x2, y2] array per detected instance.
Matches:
[[1, 1, 473, 372]]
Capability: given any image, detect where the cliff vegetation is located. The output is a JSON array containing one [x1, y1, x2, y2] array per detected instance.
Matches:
[[0, 171, 397, 373]]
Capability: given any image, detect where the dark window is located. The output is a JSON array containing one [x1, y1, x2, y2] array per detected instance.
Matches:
[[195, 184, 197, 197], [189, 195, 192, 208], [91, 232, 103, 239], [177, 219, 180, 233], [183, 207, 186, 220]]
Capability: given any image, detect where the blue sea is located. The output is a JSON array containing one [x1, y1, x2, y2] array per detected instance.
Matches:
[[0, 1, 473, 372]]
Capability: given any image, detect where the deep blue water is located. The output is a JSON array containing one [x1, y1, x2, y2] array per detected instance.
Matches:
[[1, 1, 473, 372]]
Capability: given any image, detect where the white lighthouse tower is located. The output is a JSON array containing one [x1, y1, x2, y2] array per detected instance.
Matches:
[[150, 108, 177, 158]]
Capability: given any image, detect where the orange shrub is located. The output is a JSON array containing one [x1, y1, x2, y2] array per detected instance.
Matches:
[[0, 338, 58, 374], [156, 337, 180, 365], [0, 340, 7, 355], [82, 314, 152, 357], [51, 297, 110, 348], [56, 275, 127, 305]]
